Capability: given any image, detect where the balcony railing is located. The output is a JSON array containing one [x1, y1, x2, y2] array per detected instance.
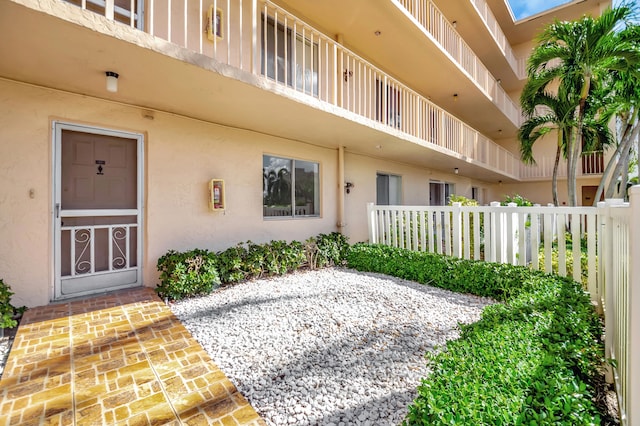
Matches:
[[60, 0, 522, 179], [469, 0, 527, 79], [520, 151, 606, 180], [395, 0, 523, 127]]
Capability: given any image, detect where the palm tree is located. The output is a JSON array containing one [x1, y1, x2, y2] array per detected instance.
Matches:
[[519, 85, 576, 206], [525, 5, 640, 205], [519, 83, 612, 205]]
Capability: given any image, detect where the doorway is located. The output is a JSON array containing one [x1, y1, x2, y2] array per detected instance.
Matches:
[[581, 185, 603, 206], [53, 123, 143, 300]]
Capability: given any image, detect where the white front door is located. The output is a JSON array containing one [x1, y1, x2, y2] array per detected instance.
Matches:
[[53, 123, 143, 300]]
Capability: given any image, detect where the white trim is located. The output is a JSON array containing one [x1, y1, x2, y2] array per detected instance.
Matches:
[[52, 121, 144, 301], [61, 209, 138, 217]]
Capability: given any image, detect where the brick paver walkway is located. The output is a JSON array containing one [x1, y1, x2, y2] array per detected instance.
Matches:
[[0, 288, 265, 425]]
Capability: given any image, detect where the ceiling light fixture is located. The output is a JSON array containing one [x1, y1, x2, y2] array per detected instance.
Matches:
[[105, 71, 119, 93]]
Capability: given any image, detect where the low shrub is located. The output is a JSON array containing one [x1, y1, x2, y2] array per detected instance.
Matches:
[[346, 243, 605, 425], [156, 232, 348, 300], [306, 232, 350, 269], [502, 193, 534, 206], [347, 243, 531, 301], [0, 279, 27, 329], [155, 249, 220, 301]]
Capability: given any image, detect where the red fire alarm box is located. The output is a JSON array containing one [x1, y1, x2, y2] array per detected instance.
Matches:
[[209, 179, 225, 211]]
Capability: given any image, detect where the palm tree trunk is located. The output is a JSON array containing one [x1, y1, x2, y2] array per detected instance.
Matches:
[[566, 129, 578, 206], [606, 123, 640, 198], [568, 79, 591, 206], [594, 121, 633, 204], [552, 141, 561, 206]]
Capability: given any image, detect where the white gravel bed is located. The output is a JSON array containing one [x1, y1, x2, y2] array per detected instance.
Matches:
[[171, 268, 494, 426]]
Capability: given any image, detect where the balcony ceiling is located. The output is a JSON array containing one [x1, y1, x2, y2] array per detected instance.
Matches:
[[0, 0, 519, 183], [273, 0, 519, 140], [485, 0, 610, 46]]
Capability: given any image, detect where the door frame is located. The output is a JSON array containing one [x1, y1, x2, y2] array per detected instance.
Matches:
[[51, 121, 145, 300]]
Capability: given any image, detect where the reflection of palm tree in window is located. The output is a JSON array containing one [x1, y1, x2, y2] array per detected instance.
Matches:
[[264, 167, 291, 206]]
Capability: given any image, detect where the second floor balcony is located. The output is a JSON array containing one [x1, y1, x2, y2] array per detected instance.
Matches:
[[2, 0, 539, 182], [520, 151, 607, 181]]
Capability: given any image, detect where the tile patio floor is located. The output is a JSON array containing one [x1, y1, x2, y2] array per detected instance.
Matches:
[[0, 288, 265, 425]]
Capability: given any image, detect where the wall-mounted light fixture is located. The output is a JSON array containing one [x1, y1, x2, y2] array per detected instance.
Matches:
[[345, 182, 355, 194], [106, 71, 119, 93], [454, 167, 459, 175], [452, 21, 457, 28], [453, 93, 458, 101], [343, 69, 353, 82]]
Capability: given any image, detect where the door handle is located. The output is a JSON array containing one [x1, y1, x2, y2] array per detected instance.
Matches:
[[55, 203, 60, 219]]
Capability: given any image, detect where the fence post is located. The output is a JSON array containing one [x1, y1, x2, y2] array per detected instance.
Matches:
[[596, 201, 606, 315], [367, 202, 376, 244], [452, 202, 462, 258], [603, 199, 623, 384], [507, 202, 517, 265], [488, 201, 500, 263], [627, 186, 640, 425]]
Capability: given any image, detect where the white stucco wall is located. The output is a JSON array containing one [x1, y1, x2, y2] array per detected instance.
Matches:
[[0, 79, 339, 307]]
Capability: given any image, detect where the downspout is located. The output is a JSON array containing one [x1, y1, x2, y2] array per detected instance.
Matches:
[[337, 146, 345, 233]]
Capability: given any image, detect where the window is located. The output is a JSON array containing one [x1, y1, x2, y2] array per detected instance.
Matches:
[[376, 79, 402, 129], [429, 181, 454, 206], [376, 173, 402, 205], [261, 17, 319, 96], [471, 187, 479, 201], [263, 155, 319, 217]]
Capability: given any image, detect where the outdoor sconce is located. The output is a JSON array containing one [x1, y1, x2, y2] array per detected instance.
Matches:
[[106, 71, 119, 93], [343, 69, 353, 82], [454, 168, 459, 174], [345, 182, 355, 194]]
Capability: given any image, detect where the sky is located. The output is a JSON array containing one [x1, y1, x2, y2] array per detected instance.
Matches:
[[507, 0, 638, 20]]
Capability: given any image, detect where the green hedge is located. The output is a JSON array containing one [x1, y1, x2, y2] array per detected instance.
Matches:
[[0, 279, 26, 329], [156, 232, 348, 300], [346, 243, 605, 425]]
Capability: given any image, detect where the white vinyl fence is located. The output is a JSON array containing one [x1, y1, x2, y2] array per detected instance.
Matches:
[[367, 186, 640, 425]]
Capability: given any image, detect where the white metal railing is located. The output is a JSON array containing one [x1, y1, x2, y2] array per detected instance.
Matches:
[[469, 0, 527, 79], [395, 0, 523, 126], [61, 223, 137, 276], [367, 190, 640, 425], [65, 0, 522, 179], [519, 151, 605, 180]]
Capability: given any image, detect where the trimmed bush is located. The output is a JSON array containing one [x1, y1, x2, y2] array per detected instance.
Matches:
[[155, 249, 220, 301], [156, 233, 348, 300], [306, 232, 350, 269], [0, 279, 26, 329], [346, 243, 605, 425]]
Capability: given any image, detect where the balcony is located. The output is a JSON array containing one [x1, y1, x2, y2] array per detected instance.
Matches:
[[396, 0, 523, 127], [468, 0, 527, 80], [1, 0, 525, 181], [520, 151, 606, 181]]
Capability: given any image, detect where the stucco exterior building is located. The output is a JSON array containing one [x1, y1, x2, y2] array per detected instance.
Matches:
[[0, 0, 611, 307]]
